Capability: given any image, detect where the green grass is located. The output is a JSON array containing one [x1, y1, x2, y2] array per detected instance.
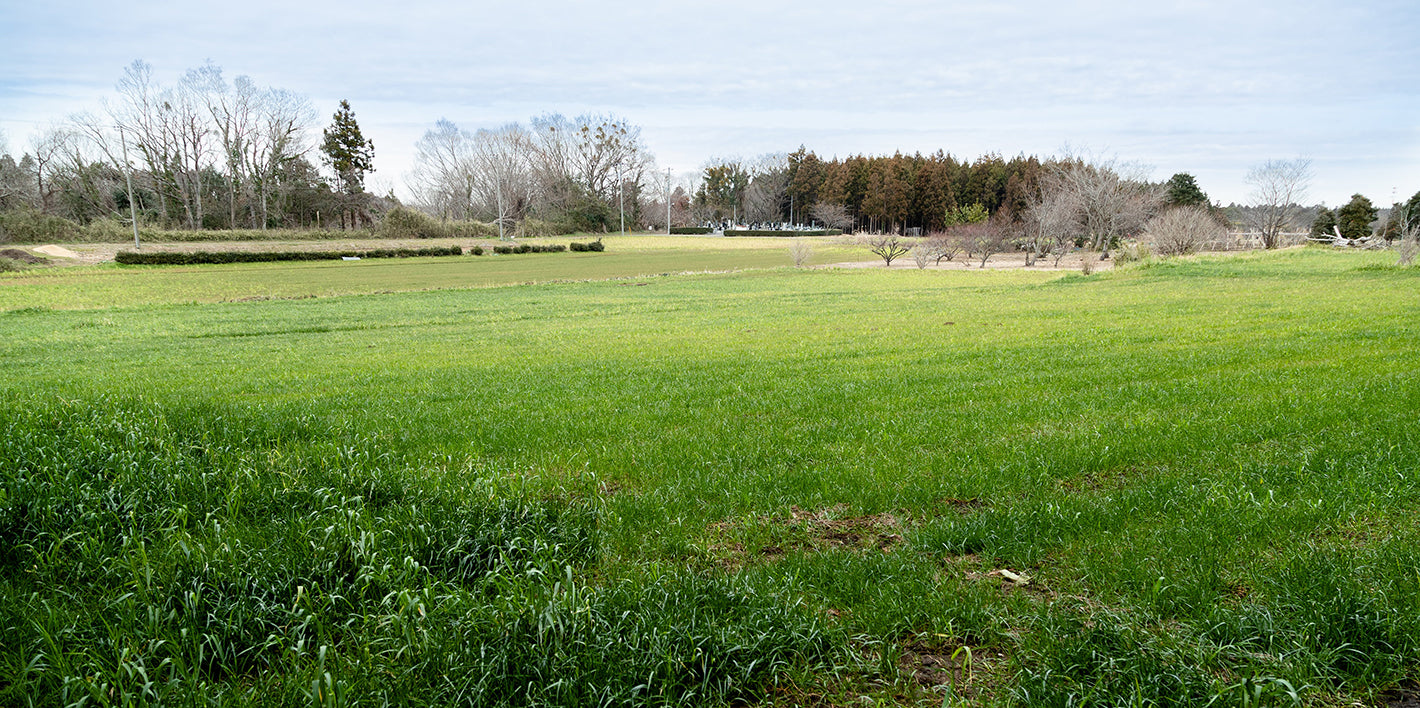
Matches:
[[0, 234, 863, 311], [1, 248, 1418, 706]]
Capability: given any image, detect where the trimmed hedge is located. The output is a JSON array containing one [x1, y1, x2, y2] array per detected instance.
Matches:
[[669, 227, 712, 235], [115, 246, 462, 265], [569, 240, 605, 252], [724, 229, 841, 237], [492, 243, 569, 255]]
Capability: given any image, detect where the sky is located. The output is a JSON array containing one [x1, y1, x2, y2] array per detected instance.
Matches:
[[1, 0, 1416, 206]]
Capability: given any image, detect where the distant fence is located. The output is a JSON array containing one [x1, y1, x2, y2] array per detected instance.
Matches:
[[1204, 232, 1310, 251]]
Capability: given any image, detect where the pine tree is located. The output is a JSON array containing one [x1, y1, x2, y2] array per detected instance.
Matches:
[[1336, 194, 1378, 240], [1310, 207, 1337, 238], [1164, 173, 1209, 207], [321, 100, 375, 196], [1404, 190, 1420, 233]]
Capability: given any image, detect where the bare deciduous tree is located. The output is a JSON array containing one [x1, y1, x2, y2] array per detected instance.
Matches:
[[28, 126, 72, 212], [1042, 157, 1160, 258], [1245, 158, 1312, 249], [409, 119, 475, 220], [1396, 201, 1420, 266], [1146, 206, 1225, 256], [911, 240, 935, 269], [810, 201, 852, 230], [921, 231, 963, 265], [109, 60, 178, 222], [1023, 185, 1079, 266], [967, 216, 1017, 268], [866, 234, 911, 266]]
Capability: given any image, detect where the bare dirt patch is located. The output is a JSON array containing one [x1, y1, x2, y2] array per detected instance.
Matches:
[[1384, 683, 1420, 708], [0, 248, 50, 265], [896, 639, 1011, 703], [827, 250, 1116, 272], [31, 245, 78, 259], [937, 497, 988, 515], [709, 505, 906, 567]]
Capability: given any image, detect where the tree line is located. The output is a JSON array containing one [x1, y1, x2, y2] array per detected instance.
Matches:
[[0, 60, 371, 237], [3, 60, 1417, 250]]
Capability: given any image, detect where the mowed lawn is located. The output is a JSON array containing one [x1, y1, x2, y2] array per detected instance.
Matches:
[[1, 248, 1417, 706]]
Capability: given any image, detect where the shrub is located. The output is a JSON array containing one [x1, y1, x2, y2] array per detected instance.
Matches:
[[378, 206, 451, 239], [562, 195, 615, 233], [516, 218, 577, 238], [670, 227, 712, 235], [0, 209, 84, 243], [378, 207, 502, 240], [1146, 207, 1225, 257], [114, 246, 461, 265], [493, 243, 569, 255], [449, 220, 499, 239], [471, 246, 485, 256], [789, 239, 814, 267], [81, 217, 133, 242], [570, 240, 605, 252], [1114, 242, 1154, 265]]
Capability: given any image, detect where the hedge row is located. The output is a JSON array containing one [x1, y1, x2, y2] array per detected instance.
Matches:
[[569, 240, 605, 252], [670, 227, 712, 235], [114, 246, 463, 265], [724, 229, 842, 237], [492, 243, 568, 255]]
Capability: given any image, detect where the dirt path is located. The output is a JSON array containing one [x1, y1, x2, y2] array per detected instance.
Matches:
[[828, 251, 1117, 271]]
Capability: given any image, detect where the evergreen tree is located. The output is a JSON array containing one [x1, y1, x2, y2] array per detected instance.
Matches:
[[1310, 207, 1337, 238], [320, 100, 375, 195], [1164, 173, 1209, 207], [1404, 190, 1420, 233], [1336, 193, 1377, 240]]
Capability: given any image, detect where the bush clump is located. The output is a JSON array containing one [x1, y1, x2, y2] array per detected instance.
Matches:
[[1146, 207, 1226, 257], [377, 207, 500, 240], [569, 240, 605, 252], [0, 209, 84, 243], [670, 227, 712, 235], [115, 246, 462, 265], [515, 218, 579, 238], [492, 243, 569, 255], [377, 206, 449, 239]]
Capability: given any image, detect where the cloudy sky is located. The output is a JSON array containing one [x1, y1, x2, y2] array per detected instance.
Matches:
[[2, 0, 1416, 206]]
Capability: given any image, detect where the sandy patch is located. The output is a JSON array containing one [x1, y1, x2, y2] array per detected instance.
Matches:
[[33, 245, 80, 259]]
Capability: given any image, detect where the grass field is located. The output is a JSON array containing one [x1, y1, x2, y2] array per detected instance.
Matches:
[[0, 234, 862, 310], [1, 245, 1417, 706]]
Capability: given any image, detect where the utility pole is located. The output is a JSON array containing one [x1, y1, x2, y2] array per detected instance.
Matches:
[[118, 127, 141, 250], [665, 167, 672, 235]]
